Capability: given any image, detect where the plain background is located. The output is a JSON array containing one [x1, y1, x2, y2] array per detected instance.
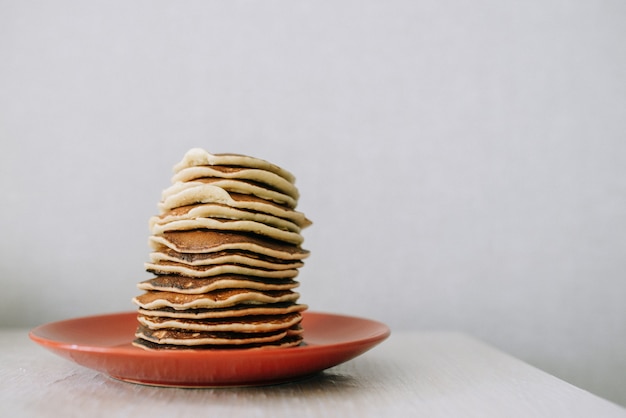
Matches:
[[1, 0, 625, 407]]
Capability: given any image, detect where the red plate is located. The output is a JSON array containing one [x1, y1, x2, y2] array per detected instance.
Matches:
[[29, 311, 390, 387]]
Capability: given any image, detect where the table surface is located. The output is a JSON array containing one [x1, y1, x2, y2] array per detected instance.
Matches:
[[1, 327, 624, 418]]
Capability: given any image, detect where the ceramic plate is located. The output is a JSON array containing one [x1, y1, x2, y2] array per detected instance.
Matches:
[[29, 311, 390, 387]]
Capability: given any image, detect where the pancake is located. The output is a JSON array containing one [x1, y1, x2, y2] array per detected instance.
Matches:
[[137, 312, 302, 332], [148, 248, 304, 270], [172, 148, 296, 183], [148, 230, 309, 260], [153, 202, 303, 233], [150, 216, 304, 245], [137, 275, 299, 294], [159, 188, 311, 229], [158, 184, 307, 225], [133, 289, 300, 310], [144, 260, 299, 279], [172, 165, 299, 200], [132, 334, 303, 350], [135, 324, 289, 346], [137, 302, 308, 319], [161, 178, 297, 209]]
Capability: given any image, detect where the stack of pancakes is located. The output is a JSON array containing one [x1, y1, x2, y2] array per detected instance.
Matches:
[[132, 148, 311, 350]]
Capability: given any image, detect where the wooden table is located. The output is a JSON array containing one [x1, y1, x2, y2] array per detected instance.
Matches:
[[1, 329, 624, 417]]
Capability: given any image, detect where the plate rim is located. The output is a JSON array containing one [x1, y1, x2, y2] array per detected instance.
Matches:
[[29, 310, 390, 387], [29, 310, 391, 358]]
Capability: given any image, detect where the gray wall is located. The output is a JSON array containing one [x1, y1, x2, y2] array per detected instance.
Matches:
[[1, 0, 625, 407]]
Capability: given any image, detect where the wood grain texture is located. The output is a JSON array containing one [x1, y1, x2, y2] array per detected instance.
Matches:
[[2, 330, 624, 417]]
